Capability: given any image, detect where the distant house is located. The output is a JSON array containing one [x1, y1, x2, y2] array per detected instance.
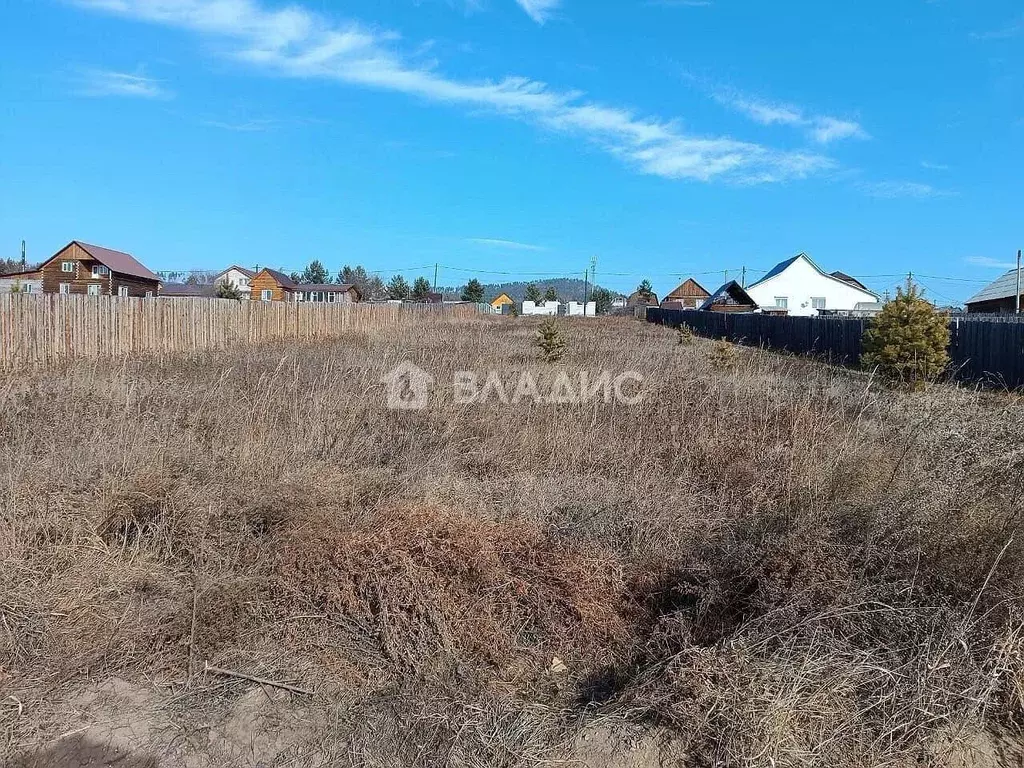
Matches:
[[0, 270, 42, 294], [24, 241, 160, 297], [251, 268, 297, 301], [296, 284, 361, 303], [661, 278, 710, 310], [626, 290, 659, 308], [611, 297, 627, 309], [521, 300, 559, 316], [699, 281, 758, 313], [216, 265, 257, 298], [744, 254, 878, 316], [965, 269, 1023, 314], [490, 292, 515, 314]]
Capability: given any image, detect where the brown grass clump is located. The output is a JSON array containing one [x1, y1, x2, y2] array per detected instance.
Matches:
[[1, 314, 1023, 766]]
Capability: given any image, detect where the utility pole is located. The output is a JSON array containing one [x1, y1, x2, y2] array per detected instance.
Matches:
[[724, 269, 729, 285], [583, 268, 589, 317], [741, 266, 746, 289], [1016, 250, 1021, 315], [433, 263, 438, 293], [585, 255, 597, 316], [20, 240, 26, 269]]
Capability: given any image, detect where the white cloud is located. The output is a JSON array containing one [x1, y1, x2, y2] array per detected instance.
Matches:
[[920, 160, 950, 171], [859, 180, 948, 199], [714, 89, 869, 144], [468, 238, 545, 250], [515, 0, 561, 24], [200, 118, 275, 131], [76, 68, 170, 98], [965, 255, 1018, 270], [970, 17, 1024, 41], [71, 0, 833, 184]]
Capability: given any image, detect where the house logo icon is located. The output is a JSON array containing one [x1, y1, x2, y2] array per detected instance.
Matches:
[[381, 361, 434, 410]]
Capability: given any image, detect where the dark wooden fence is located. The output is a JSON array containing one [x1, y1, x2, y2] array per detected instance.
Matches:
[[647, 308, 1024, 389]]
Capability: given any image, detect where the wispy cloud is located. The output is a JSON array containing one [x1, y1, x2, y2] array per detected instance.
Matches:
[[920, 160, 950, 171], [859, 180, 949, 199], [970, 17, 1024, 40], [712, 88, 869, 144], [70, 0, 833, 185], [645, 0, 713, 6], [76, 68, 171, 99], [199, 118, 275, 131], [468, 237, 545, 250], [965, 255, 1019, 270], [515, 0, 561, 24]]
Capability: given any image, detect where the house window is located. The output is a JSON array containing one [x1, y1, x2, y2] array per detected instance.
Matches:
[[91, 265, 109, 278], [22, 284, 32, 294], [118, 286, 129, 297], [61, 261, 74, 273], [59, 283, 70, 294], [261, 289, 273, 301], [145, 291, 153, 298], [775, 297, 789, 309], [87, 284, 100, 296], [811, 297, 826, 310]]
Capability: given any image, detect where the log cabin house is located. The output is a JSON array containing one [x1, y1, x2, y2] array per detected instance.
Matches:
[[250, 268, 298, 301], [28, 241, 161, 297], [661, 278, 711, 310]]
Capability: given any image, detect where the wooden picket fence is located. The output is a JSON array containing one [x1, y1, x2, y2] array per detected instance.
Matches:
[[0, 295, 480, 369]]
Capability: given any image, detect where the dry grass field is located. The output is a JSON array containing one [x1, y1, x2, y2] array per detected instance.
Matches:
[[2, 314, 1023, 767]]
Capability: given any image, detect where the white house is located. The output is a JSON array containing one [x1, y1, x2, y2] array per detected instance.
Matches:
[[745, 254, 878, 317], [215, 265, 256, 298], [522, 300, 559, 316]]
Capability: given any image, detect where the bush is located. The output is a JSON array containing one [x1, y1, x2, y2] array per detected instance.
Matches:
[[215, 282, 242, 300], [710, 339, 736, 369], [862, 284, 949, 389], [677, 325, 694, 345]]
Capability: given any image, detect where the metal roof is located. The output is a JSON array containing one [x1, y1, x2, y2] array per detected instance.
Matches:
[[965, 269, 1021, 305], [75, 241, 160, 282], [698, 281, 757, 310], [747, 253, 879, 299]]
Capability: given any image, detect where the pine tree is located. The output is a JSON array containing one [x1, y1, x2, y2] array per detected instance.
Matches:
[[536, 318, 566, 362], [411, 276, 432, 300], [461, 279, 485, 303], [387, 275, 411, 300], [301, 260, 330, 284], [215, 282, 242, 300], [637, 279, 654, 298], [862, 282, 950, 389], [524, 283, 542, 303], [543, 286, 558, 303], [591, 286, 613, 315]]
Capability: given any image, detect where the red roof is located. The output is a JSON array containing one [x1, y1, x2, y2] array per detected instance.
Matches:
[[71, 241, 160, 282]]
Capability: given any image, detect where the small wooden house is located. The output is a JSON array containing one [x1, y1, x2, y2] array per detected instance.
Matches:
[[699, 281, 758, 313], [626, 289, 659, 308], [32, 241, 160, 297], [661, 278, 710, 310], [251, 268, 298, 301], [490, 292, 515, 314]]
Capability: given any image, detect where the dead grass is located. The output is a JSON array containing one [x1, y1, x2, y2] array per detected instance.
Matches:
[[1, 315, 1022, 766]]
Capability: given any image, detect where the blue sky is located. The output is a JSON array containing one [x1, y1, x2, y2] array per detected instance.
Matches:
[[1, 0, 1022, 302]]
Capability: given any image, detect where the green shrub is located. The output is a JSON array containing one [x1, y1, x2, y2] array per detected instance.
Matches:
[[536, 318, 566, 362], [862, 284, 949, 389], [677, 324, 694, 345]]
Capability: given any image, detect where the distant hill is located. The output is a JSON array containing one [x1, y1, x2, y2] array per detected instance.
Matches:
[[438, 278, 619, 302]]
